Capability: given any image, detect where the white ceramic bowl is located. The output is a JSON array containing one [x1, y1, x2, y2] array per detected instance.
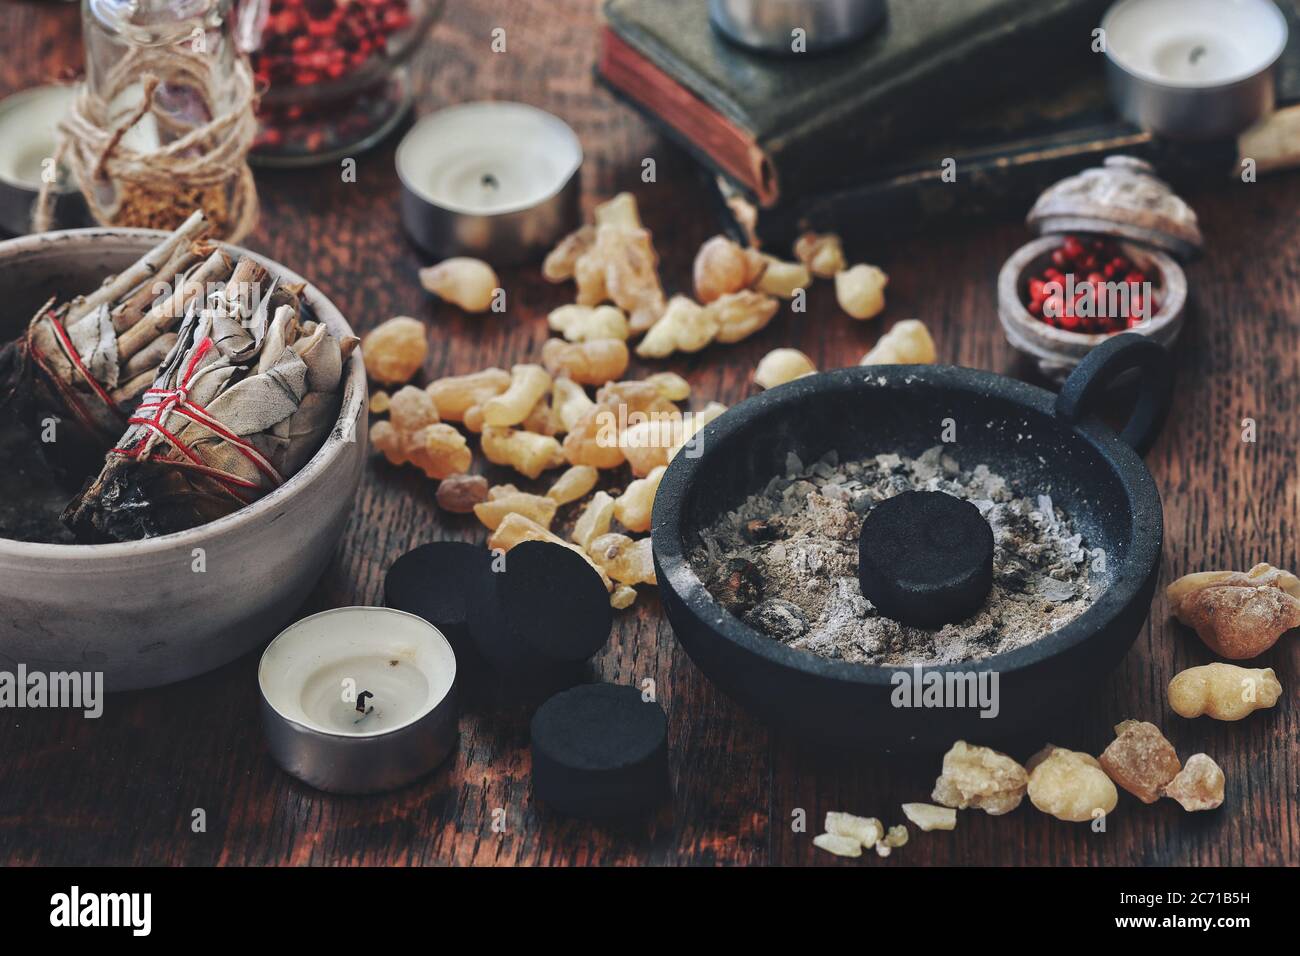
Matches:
[[0, 229, 368, 690]]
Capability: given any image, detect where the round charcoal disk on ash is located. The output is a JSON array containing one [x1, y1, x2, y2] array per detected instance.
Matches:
[[500, 540, 613, 665], [385, 541, 489, 651], [858, 490, 994, 628], [530, 682, 669, 818]]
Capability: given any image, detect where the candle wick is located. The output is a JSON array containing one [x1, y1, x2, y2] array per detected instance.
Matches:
[[356, 690, 374, 714], [1189, 45, 1207, 66], [481, 172, 499, 192]]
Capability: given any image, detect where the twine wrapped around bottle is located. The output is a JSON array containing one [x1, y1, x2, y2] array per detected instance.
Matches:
[[35, 43, 259, 242]]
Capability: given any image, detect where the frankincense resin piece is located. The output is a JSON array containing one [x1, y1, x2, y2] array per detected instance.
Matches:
[[610, 585, 638, 610], [473, 490, 558, 531], [1168, 663, 1282, 721], [419, 257, 500, 313], [693, 235, 766, 303], [931, 741, 1028, 816], [547, 304, 629, 342], [541, 338, 629, 386], [636, 296, 719, 359], [362, 316, 427, 385], [861, 319, 937, 366], [546, 465, 598, 505], [794, 231, 846, 277], [825, 812, 882, 848], [482, 365, 552, 428], [619, 416, 680, 478], [706, 290, 779, 344], [480, 427, 565, 480], [562, 405, 627, 470], [487, 513, 612, 590], [1167, 563, 1300, 659], [572, 491, 615, 551], [588, 533, 656, 586], [1026, 746, 1118, 822], [612, 465, 666, 533], [756, 256, 811, 298], [371, 387, 471, 479], [593, 191, 642, 230], [388, 384, 439, 432], [875, 825, 909, 858], [754, 348, 815, 389], [1162, 753, 1225, 811], [589, 224, 666, 334], [552, 377, 596, 433], [436, 474, 489, 513], [1099, 720, 1181, 804], [813, 833, 862, 858], [835, 264, 889, 320], [542, 224, 596, 282], [426, 368, 510, 422], [901, 803, 956, 832], [644, 371, 691, 402]]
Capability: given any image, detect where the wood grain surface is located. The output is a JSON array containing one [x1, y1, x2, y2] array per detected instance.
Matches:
[[0, 0, 1296, 867]]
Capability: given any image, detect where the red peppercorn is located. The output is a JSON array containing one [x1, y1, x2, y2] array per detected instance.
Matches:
[[248, 0, 412, 91], [1020, 234, 1161, 336]]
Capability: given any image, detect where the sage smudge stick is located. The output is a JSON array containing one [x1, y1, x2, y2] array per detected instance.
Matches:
[[0, 211, 220, 471], [64, 256, 359, 542]]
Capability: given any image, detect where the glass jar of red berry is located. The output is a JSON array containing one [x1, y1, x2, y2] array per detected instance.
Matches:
[[234, 0, 445, 166], [997, 157, 1202, 383]]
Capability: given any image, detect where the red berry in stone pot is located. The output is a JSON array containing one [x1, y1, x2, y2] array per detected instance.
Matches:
[[1020, 234, 1160, 337]]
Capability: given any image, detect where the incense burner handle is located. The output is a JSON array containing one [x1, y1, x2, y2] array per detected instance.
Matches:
[[1055, 332, 1174, 458]]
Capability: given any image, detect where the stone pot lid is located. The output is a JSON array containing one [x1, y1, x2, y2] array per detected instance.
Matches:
[[1027, 156, 1203, 260]]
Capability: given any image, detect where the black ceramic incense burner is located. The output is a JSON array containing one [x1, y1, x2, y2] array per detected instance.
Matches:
[[652, 334, 1172, 752]]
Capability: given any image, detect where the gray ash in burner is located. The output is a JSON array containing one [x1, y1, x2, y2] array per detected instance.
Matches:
[[690, 447, 1107, 666]]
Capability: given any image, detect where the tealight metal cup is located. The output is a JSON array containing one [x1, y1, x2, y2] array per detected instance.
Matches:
[[396, 101, 582, 265], [0, 85, 88, 236], [708, 0, 886, 55], [1102, 0, 1289, 140], [258, 606, 460, 795]]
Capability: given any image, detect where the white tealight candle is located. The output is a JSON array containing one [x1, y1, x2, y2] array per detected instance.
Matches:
[[0, 84, 79, 235], [0, 85, 73, 188], [1102, 0, 1288, 139], [397, 101, 583, 264], [258, 607, 459, 794]]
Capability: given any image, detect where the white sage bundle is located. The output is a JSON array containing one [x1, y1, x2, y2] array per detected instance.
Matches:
[[64, 256, 358, 541], [0, 210, 231, 470]]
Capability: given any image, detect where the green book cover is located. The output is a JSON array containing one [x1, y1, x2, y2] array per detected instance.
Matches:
[[603, 0, 1114, 205]]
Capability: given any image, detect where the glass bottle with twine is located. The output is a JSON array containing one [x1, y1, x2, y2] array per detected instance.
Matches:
[[36, 0, 259, 241]]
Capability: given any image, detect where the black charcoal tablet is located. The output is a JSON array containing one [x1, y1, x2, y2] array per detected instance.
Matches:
[[530, 683, 669, 819], [385, 541, 490, 652], [858, 490, 994, 628], [468, 540, 612, 677]]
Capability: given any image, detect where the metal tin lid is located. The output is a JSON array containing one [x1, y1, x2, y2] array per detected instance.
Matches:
[[1027, 156, 1203, 260]]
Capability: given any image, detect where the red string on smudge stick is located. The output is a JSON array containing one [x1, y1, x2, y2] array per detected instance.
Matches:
[[112, 335, 285, 501], [27, 311, 125, 439]]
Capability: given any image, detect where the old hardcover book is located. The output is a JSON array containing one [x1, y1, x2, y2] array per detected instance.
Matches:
[[599, 0, 1113, 206], [708, 1, 1300, 251]]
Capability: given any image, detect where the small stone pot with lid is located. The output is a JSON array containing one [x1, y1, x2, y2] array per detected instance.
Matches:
[[998, 156, 1202, 382]]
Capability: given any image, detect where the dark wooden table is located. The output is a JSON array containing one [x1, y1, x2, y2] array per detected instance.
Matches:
[[2, 0, 1296, 867]]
